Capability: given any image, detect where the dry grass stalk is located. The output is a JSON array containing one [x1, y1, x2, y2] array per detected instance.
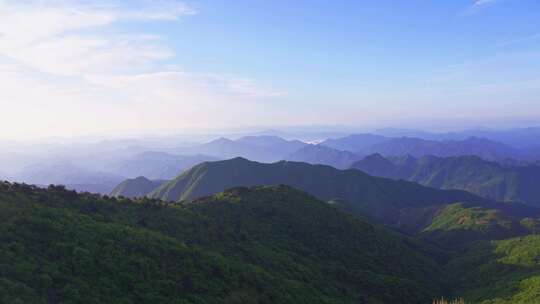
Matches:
[[432, 298, 465, 304]]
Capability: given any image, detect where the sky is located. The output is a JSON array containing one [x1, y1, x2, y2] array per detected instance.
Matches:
[[1, 0, 540, 140]]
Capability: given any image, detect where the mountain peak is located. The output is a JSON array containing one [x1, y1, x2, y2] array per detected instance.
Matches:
[[133, 176, 151, 182], [110, 176, 166, 199]]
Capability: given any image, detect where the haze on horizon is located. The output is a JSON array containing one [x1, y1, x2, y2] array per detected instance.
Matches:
[[1, 0, 540, 141]]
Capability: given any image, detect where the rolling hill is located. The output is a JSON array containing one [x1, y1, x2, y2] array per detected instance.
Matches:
[[417, 202, 538, 248], [352, 154, 540, 206], [445, 234, 540, 303], [147, 157, 503, 230], [0, 182, 444, 303]]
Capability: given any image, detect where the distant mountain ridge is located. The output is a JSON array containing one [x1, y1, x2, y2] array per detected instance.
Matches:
[[287, 135, 528, 170], [374, 126, 540, 149], [110, 152, 218, 179], [178, 135, 307, 162], [286, 144, 362, 169], [10, 161, 125, 194], [362, 137, 524, 160], [352, 154, 540, 206], [146, 157, 501, 230], [320, 133, 388, 152]]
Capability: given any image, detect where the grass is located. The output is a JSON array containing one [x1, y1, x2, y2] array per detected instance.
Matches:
[[433, 298, 465, 304]]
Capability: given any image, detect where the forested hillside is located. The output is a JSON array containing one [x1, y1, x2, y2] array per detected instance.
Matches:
[[148, 157, 493, 229], [2, 181, 540, 303], [0, 182, 443, 303], [352, 154, 540, 206]]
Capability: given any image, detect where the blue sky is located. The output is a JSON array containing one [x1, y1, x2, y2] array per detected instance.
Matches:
[[1, 0, 540, 139]]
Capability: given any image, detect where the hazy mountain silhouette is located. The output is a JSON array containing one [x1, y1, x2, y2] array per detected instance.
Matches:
[[374, 127, 540, 149], [110, 151, 218, 180], [11, 161, 124, 194], [320, 133, 388, 152], [286, 144, 362, 169], [360, 137, 523, 160], [179, 135, 307, 162]]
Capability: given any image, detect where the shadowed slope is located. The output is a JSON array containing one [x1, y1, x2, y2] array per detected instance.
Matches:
[[352, 154, 540, 206], [150, 157, 490, 229]]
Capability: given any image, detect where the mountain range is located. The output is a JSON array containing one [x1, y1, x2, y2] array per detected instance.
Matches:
[[6, 131, 540, 191], [108, 157, 540, 237], [373, 126, 540, 149], [352, 154, 540, 207], [360, 137, 524, 160], [4, 127, 540, 303], [3, 181, 540, 303], [286, 136, 533, 170]]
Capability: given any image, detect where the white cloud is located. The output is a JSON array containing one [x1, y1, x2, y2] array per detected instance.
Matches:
[[0, 2, 115, 44], [6, 34, 173, 76], [120, 1, 196, 20], [86, 72, 285, 99], [0, 1, 184, 75], [0, 66, 287, 140], [473, 0, 497, 6], [0, 1, 286, 140]]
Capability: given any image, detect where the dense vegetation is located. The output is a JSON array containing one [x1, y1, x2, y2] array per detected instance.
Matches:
[[418, 203, 538, 248], [6, 155, 540, 303], [445, 235, 540, 303], [351, 154, 540, 206], [3, 179, 540, 303], [0, 182, 446, 303]]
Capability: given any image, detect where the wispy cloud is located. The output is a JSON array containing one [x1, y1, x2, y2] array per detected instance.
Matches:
[[473, 0, 498, 6], [0, 0, 286, 139], [0, 0, 192, 75], [463, 0, 500, 15]]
